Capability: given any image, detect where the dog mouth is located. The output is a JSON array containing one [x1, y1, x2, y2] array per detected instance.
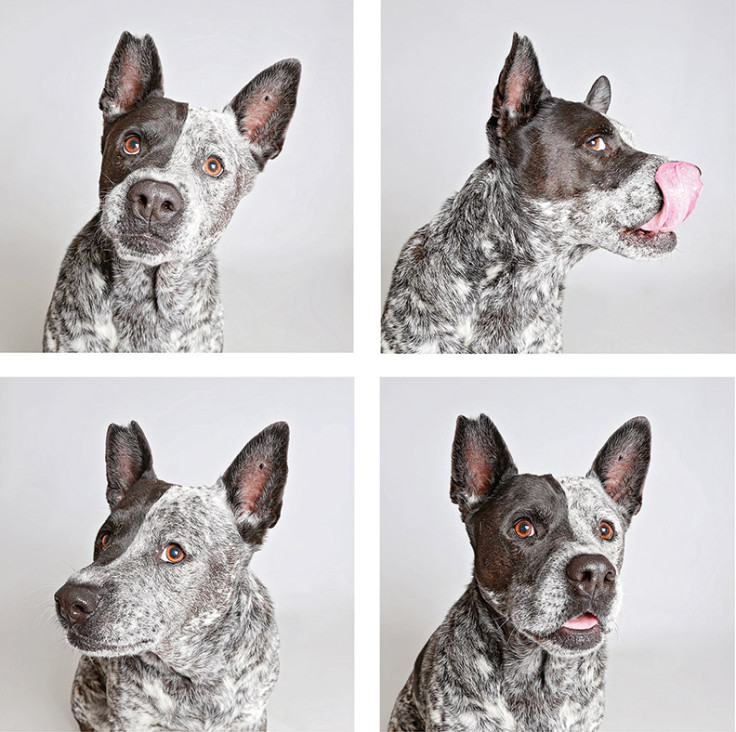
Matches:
[[545, 612, 604, 651], [621, 227, 677, 254], [65, 626, 154, 655]]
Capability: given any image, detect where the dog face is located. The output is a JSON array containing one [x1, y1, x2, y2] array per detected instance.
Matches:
[[97, 32, 300, 266], [452, 414, 650, 657], [487, 34, 701, 261], [55, 421, 289, 658]]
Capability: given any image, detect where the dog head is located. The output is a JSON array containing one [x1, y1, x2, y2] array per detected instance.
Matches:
[[54, 420, 289, 658], [486, 33, 701, 261], [451, 414, 650, 657], [97, 32, 300, 266]]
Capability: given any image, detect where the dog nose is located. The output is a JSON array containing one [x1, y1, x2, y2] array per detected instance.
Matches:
[[54, 584, 99, 627], [128, 179, 183, 224], [565, 554, 616, 599]]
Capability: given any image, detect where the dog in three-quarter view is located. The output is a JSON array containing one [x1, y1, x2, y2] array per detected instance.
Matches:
[[43, 32, 300, 352], [389, 414, 651, 731], [381, 33, 702, 353], [55, 420, 289, 731]]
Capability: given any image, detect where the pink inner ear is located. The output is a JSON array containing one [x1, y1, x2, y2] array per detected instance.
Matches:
[[504, 59, 534, 115], [240, 92, 280, 142], [239, 459, 271, 513], [466, 441, 491, 497], [118, 53, 145, 111], [605, 451, 635, 500]]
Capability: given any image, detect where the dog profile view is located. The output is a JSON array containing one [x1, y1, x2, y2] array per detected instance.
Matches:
[[389, 414, 651, 731], [43, 32, 300, 352], [55, 420, 289, 730], [382, 34, 702, 353]]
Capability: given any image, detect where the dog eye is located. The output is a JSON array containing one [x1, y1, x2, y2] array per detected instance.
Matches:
[[598, 521, 615, 541], [98, 532, 111, 549], [161, 543, 186, 563], [513, 519, 535, 538], [204, 156, 224, 177], [123, 135, 141, 155], [586, 136, 607, 152]]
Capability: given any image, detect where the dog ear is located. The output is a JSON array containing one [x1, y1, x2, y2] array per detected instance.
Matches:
[[584, 75, 611, 115], [99, 31, 164, 124], [489, 33, 550, 140], [226, 59, 301, 171], [588, 417, 651, 523], [451, 414, 517, 520], [222, 422, 289, 546], [105, 421, 156, 508]]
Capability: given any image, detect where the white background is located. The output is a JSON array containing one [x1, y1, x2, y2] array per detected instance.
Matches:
[[0, 378, 353, 731], [381, 378, 734, 731], [0, 0, 353, 353], [382, 0, 735, 353]]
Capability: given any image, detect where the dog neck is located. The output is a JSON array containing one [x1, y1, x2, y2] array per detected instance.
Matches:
[[469, 581, 607, 712]]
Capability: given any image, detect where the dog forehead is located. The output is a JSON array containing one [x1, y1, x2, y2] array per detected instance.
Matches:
[[174, 106, 252, 163], [557, 475, 623, 535], [147, 482, 231, 526]]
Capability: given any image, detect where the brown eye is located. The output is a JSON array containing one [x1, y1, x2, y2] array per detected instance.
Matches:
[[204, 156, 224, 177], [514, 519, 535, 538], [586, 136, 607, 152], [99, 532, 111, 549], [162, 543, 186, 563], [123, 135, 141, 155], [599, 521, 615, 541]]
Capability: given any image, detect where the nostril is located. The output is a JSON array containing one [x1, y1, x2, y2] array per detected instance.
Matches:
[[139, 194, 148, 207]]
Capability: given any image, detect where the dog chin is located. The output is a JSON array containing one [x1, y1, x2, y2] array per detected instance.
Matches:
[[65, 628, 154, 657], [613, 229, 677, 259], [112, 236, 177, 266]]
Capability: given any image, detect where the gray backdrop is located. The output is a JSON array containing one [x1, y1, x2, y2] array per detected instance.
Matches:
[[0, 378, 353, 731], [381, 378, 734, 730], [382, 0, 735, 353], [0, 0, 352, 352]]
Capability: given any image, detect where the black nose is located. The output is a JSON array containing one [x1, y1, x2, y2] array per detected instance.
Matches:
[[128, 179, 183, 225], [54, 584, 99, 627], [565, 554, 616, 599]]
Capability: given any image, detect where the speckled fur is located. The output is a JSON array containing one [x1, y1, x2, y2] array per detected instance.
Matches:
[[43, 32, 299, 352], [55, 421, 289, 731], [382, 34, 680, 353], [389, 414, 651, 731]]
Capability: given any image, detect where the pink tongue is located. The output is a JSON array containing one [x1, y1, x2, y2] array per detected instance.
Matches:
[[563, 614, 599, 631], [639, 161, 703, 233]]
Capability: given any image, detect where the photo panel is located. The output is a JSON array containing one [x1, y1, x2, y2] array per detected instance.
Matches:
[[381, 377, 734, 731], [0, 377, 353, 730]]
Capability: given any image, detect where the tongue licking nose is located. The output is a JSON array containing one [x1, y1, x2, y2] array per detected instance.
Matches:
[[639, 161, 703, 233]]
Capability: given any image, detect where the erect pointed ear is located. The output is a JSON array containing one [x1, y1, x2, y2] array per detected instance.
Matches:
[[588, 417, 651, 524], [226, 58, 301, 170], [105, 421, 156, 508], [99, 31, 164, 124], [450, 414, 517, 520], [584, 75, 611, 115], [222, 422, 289, 546], [488, 33, 550, 141]]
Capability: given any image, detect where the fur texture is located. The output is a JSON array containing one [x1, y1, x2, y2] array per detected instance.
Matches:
[[55, 421, 289, 731], [388, 414, 651, 731], [382, 34, 695, 353], [43, 32, 300, 352]]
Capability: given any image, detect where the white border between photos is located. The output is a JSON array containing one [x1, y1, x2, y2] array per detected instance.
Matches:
[[4, 0, 736, 730]]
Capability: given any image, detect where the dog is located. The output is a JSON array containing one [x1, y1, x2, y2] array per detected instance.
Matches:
[[54, 420, 289, 731], [388, 414, 651, 731], [381, 33, 702, 353], [43, 32, 300, 352]]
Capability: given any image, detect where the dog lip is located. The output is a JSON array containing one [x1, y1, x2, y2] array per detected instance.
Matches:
[[66, 628, 155, 654], [621, 227, 677, 253]]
